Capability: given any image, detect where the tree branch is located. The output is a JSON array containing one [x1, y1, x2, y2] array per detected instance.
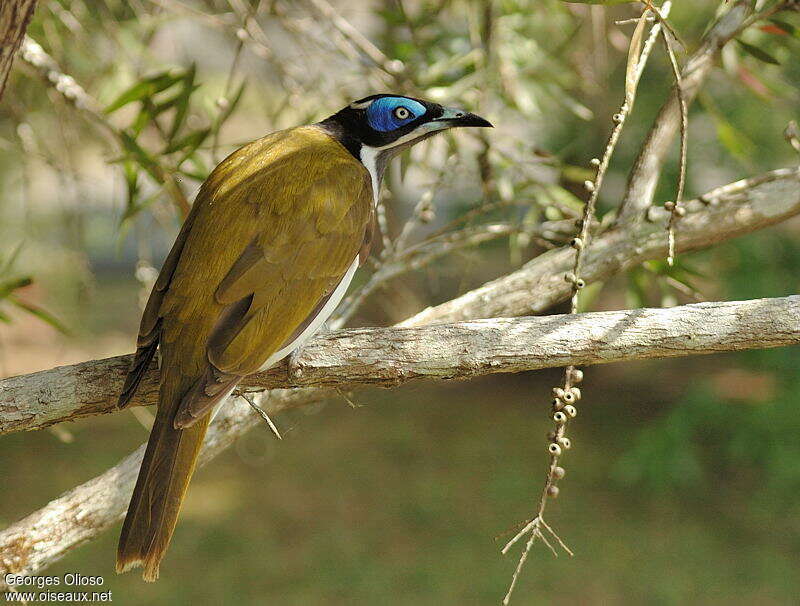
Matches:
[[275, 297, 800, 386], [1, 167, 799, 436], [0, 0, 37, 99], [401, 166, 800, 325]]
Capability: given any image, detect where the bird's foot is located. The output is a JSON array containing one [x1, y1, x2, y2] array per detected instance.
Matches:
[[287, 321, 330, 382], [287, 346, 305, 383]]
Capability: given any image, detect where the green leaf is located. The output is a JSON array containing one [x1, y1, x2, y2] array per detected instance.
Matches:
[[736, 39, 780, 65], [163, 128, 211, 160], [131, 111, 149, 138], [0, 276, 33, 300], [168, 64, 197, 140], [122, 158, 139, 193], [8, 296, 69, 334], [105, 70, 184, 114], [118, 131, 163, 183]]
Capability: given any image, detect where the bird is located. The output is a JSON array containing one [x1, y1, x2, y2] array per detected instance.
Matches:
[[115, 93, 491, 581]]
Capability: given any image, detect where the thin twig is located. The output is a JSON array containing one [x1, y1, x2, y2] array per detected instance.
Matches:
[[661, 26, 688, 266], [238, 391, 282, 440], [304, 0, 413, 88], [210, 0, 261, 161]]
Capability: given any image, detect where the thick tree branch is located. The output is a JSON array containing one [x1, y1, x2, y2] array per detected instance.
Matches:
[[615, 0, 751, 223], [402, 167, 800, 325], [1, 167, 799, 436], [0, 0, 37, 99], [272, 297, 800, 386], [2, 295, 799, 581]]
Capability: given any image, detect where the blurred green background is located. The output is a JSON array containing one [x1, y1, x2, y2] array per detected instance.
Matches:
[[1, 0, 800, 604]]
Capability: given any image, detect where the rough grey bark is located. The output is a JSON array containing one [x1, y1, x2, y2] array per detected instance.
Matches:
[[275, 296, 800, 387], [2, 294, 800, 436], [0, 0, 37, 99]]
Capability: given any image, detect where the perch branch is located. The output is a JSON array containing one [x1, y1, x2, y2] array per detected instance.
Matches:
[[3, 295, 800, 435]]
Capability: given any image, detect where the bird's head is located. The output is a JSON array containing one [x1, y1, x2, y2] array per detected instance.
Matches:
[[320, 94, 492, 189]]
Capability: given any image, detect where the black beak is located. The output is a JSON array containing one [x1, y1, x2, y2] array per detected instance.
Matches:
[[436, 107, 493, 128], [452, 111, 493, 128]]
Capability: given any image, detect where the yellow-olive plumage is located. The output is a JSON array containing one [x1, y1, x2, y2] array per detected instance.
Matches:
[[116, 125, 373, 581]]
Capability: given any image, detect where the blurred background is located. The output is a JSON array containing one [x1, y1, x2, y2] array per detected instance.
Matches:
[[1, 0, 800, 603]]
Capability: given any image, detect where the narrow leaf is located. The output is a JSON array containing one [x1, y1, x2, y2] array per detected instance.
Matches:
[[0, 276, 33, 300], [163, 128, 211, 156], [736, 39, 780, 65], [119, 131, 163, 183], [105, 71, 183, 114], [625, 11, 649, 105], [8, 296, 69, 334], [168, 64, 197, 140]]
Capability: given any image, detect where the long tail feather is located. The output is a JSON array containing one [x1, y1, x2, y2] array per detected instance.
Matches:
[[116, 374, 209, 582]]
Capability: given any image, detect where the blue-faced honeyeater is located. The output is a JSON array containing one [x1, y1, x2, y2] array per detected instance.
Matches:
[[115, 94, 491, 580]]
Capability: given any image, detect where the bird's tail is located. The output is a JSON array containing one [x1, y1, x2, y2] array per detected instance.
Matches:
[[116, 372, 210, 582]]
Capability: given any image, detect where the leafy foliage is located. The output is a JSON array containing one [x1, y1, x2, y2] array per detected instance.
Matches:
[[0, 245, 67, 333]]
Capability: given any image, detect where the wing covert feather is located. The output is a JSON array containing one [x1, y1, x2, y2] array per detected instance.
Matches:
[[152, 125, 372, 382]]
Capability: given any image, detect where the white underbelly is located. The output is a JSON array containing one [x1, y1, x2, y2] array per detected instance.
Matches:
[[259, 254, 359, 371], [210, 255, 359, 423]]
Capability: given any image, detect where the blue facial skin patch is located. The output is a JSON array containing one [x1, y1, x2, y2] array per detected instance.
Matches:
[[366, 97, 426, 132]]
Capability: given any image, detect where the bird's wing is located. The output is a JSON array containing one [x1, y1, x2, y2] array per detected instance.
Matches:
[[149, 125, 371, 424]]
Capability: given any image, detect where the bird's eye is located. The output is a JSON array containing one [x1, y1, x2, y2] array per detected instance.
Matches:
[[393, 106, 411, 120]]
